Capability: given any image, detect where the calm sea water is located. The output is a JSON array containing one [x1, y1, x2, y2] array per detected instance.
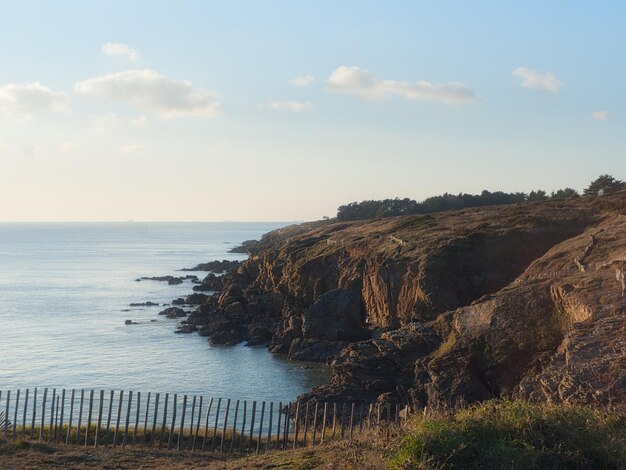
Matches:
[[0, 222, 329, 402]]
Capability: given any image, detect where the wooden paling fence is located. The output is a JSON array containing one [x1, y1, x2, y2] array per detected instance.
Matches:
[[0, 388, 408, 453]]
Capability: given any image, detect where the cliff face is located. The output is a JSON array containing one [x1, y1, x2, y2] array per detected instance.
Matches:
[[187, 193, 626, 407]]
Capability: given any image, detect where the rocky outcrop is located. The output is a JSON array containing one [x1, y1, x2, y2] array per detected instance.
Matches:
[[307, 207, 626, 407], [184, 293, 209, 305], [181, 260, 239, 273], [158, 307, 187, 318], [136, 275, 198, 285], [192, 273, 224, 292], [228, 240, 258, 253], [176, 192, 626, 407]]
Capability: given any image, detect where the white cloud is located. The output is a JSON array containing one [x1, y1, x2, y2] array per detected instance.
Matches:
[[513, 67, 562, 93], [0, 82, 70, 117], [59, 141, 78, 155], [91, 113, 119, 135], [327, 66, 478, 105], [75, 69, 220, 118], [101, 42, 140, 62], [130, 115, 148, 128], [591, 110, 609, 121], [265, 100, 313, 113], [290, 75, 315, 88], [119, 144, 144, 154]]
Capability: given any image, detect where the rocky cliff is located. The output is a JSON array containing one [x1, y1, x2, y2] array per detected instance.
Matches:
[[184, 192, 626, 407]]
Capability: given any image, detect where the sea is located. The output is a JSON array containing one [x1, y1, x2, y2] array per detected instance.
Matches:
[[0, 222, 329, 404]]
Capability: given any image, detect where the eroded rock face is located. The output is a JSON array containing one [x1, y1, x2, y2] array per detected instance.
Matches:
[[192, 273, 224, 292], [308, 209, 626, 407], [181, 192, 626, 406], [302, 289, 369, 342]]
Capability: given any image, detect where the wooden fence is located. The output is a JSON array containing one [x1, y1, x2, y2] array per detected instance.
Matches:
[[0, 388, 406, 453]]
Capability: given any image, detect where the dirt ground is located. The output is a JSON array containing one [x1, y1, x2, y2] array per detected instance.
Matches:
[[0, 438, 387, 470]]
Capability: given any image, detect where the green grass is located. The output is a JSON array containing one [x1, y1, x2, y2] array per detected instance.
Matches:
[[387, 400, 625, 469]]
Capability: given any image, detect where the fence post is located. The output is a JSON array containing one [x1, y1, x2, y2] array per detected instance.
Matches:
[[282, 403, 289, 450], [30, 388, 37, 439], [143, 392, 151, 444], [256, 401, 265, 454], [311, 402, 319, 446], [75, 389, 84, 445], [58, 389, 65, 442], [186, 395, 196, 450], [105, 390, 114, 445], [274, 401, 281, 450], [53, 395, 60, 442], [265, 401, 273, 451], [85, 389, 94, 446], [293, 401, 300, 449], [49, 389, 56, 442], [95, 390, 104, 447], [239, 400, 247, 453], [150, 393, 159, 446], [177, 395, 187, 451], [133, 392, 141, 445], [22, 389, 29, 438], [201, 396, 213, 451], [220, 398, 230, 453], [12, 389, 20, 440], [229, 399, 239, 454], [192, 396, 203, 451], [247, 401, 256, 452], [65, 389, 74, 445], [210, 397, 221, 452], [167, 393, 177, 450], [302, 401, 310, 447], [113, 390, 124, 447], [159, 393, 168, 448], [39, 388, 47, 441], [122, 391, 133, 447]]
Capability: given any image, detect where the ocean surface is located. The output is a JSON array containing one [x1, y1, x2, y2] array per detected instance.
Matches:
[[0, 222, 329, 403]]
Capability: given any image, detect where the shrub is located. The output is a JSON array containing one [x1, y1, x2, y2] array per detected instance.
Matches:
[[387, 400, 625, 469]]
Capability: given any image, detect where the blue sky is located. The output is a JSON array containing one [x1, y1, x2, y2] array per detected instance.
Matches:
[[0, 1, 624, 221]]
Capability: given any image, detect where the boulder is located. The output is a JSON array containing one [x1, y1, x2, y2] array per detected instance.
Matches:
[[181, 260, 240, 273], [158, 307, 187, 318], [185, 293, 209, 305], [175, 324, 197, 334]]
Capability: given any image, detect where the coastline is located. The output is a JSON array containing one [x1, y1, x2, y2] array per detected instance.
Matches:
[[158, 193, 626, 409]]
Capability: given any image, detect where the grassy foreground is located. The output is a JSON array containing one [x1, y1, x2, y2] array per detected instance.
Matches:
[[388, 400, 625, 469], [0, 401, 624, 469]]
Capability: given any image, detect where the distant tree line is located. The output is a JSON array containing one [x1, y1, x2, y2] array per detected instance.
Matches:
[[335, 174, 624, 221]]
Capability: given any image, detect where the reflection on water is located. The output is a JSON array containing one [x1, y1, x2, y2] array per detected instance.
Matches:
[[0, 222, 329, 402]]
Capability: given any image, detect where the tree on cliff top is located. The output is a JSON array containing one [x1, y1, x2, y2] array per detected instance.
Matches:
[[584, 174, 625, 196], [551, 187, 579, 199]]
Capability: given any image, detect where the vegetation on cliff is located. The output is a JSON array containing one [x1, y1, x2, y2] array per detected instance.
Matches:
[[336, 174, 623, 221]]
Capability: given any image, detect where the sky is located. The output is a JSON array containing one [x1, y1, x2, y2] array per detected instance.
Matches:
[[0, 0, 624, 222]]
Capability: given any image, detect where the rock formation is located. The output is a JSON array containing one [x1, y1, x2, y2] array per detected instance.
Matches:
[[181, 192, 626, 407]]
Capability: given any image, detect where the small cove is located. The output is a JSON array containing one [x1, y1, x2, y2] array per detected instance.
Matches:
[[0, 222, 329, 402]]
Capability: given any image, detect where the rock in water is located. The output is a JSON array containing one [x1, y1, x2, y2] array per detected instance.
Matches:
[[158, 307, 187, 318]]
